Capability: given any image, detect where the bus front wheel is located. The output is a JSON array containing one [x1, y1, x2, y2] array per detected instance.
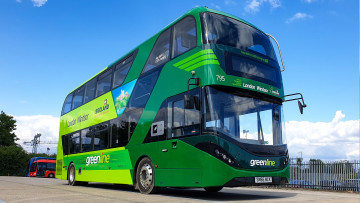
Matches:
[[136, 157, 159, 194]]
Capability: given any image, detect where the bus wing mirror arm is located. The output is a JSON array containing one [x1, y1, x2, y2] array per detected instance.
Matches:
[[266, 33, 285, 72], [283, 93, 307, 114], [185, 77, 200, 109]]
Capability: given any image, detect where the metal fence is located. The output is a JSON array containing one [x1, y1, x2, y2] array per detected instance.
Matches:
[[286, 159, 359, 192]]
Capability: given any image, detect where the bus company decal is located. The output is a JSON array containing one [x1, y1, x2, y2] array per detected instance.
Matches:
[[60, 92, 117, 135], [111, 79, 137, 117], [173, 49, 220, 72], [250, 159, 276, 167], [66, 114, 89, 127], [94, 99, 109, 114], [86, 153, 110, 166], [232, 78, 280, 97]]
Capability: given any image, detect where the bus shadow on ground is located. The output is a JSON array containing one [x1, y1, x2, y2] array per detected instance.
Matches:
[[159, 188, 297, 201], [84, 183, 297, 201]]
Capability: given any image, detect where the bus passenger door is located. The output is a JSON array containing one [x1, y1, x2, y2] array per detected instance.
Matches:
[[154, 89, 202, 187]]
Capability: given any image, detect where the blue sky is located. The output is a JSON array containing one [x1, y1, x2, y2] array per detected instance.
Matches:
[[0, 0, 358, 159]]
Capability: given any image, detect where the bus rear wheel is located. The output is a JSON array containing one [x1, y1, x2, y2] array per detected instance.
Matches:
[[136, 157, 159, 194], [68, 163, 79, 186], [48, 173, 55, 178], [204, 186, 223, 192]]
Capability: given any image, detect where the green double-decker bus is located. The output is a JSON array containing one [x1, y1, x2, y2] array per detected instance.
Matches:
[[56, 7, 305, 194]]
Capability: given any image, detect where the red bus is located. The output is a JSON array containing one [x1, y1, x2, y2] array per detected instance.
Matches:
[[29, 159, 56, 178]]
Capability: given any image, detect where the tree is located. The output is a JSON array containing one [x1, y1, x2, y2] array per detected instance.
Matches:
[[0, 111, 19, 146], [0, 145, 28, 176]]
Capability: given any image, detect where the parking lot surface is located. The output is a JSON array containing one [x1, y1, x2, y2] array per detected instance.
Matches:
[[0, 176, 358, 202]]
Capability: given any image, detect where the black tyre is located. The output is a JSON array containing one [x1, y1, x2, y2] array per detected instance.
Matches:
[[204, 186, 223, 193], [48, 173, 55, 178], [68, 163, 79, 186], [136, 157, 159, 194]]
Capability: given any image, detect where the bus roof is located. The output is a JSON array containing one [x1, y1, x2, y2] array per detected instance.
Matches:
[[68, 7, 265, 94], [34, 159, 56, 163]]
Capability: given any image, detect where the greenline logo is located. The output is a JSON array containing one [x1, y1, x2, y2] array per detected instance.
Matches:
[[86, 154, 110, 166], [241, 51, 268, 64], [250, 159, 276, 167], [173, 49, 220, 71]]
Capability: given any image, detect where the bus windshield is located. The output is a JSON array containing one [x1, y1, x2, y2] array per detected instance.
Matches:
[[201, 12, 277, 61], [204, 87, 285, 146]]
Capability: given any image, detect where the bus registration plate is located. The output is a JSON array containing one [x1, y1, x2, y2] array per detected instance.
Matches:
[[255, 177, 272, 183]]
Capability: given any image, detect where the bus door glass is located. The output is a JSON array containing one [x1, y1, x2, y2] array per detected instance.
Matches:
[[37, 162, 46, 176], [30, 162, 37, 172]]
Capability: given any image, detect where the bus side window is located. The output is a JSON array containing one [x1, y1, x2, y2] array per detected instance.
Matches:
[[113, 69, 161, 141], [110, 117, 129, 148], [62, 135, 69, 155], [62, 93, 73, 115], [172, 99, 185, 137], [81, 128, 93, 152], [69, 132, 80, 154], [173, 16, 197, 58], [113, 54, 134, 89], [72, 86, 85, 110], [96, 68, 112, 97], [47, 162, 56, 171], [128, 70, 160, 109], [84, 78, 96, 103], [142, 28, 171, 73], [94, 123, 109, 150], [168, 89, 200, 138]]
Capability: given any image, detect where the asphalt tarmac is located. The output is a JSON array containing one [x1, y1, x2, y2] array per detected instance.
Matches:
[[0, 176, 358, 202]]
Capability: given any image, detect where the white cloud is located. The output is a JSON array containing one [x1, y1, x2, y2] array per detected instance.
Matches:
[[286, 12, 313, 24], [268, 0, 281, 8], [286, 111, 359, 161], [14, 115, 59, 154], [303, 0, 315, 3], [245, 0, 281, 14], [16, 0, 22, 3], [245, 0, 261, 13], [31, 0, 48, 7]]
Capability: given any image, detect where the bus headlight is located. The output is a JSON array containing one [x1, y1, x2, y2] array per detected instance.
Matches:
[[195, 142, 239, 167]]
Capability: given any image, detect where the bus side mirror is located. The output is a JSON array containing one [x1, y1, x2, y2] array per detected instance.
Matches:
[[298, 100, 307, 114], [283, 93, 307, 114]]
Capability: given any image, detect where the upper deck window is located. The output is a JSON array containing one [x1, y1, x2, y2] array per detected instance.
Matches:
[[96, 68, 112, 97], [84, 78, 96, 103], [201, 12, 276, 61], [113, 54, 134, 88], [62, 93, 73, 115], [173, 16, 197, 58], [142, 29, 171, 73], [72, 86, 85, 110]]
